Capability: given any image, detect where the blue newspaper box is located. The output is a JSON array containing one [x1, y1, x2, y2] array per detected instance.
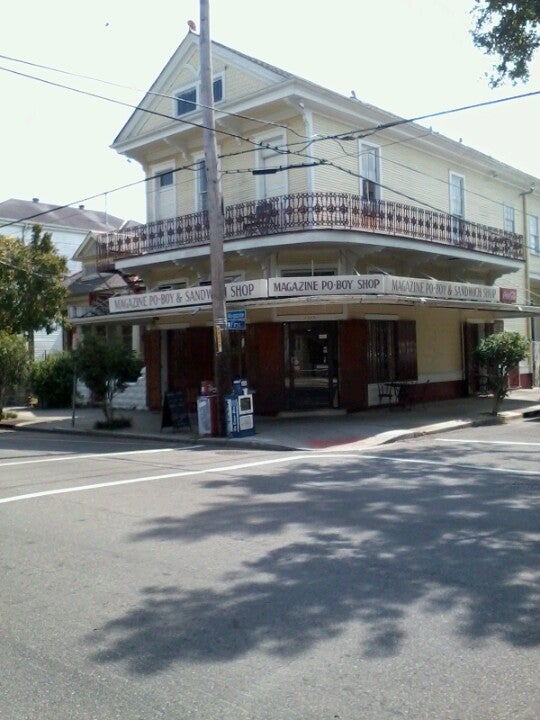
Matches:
[[225, 382, 255, 438]]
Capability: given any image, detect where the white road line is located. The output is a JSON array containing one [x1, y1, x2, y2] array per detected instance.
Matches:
[[440, 439, 540, 447], [0, 447, 202, 467], [1, 451, 538, 506], [0, 453, 314, 505]]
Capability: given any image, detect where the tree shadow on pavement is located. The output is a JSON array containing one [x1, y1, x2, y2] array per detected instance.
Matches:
[[86, 445, 539, 675]]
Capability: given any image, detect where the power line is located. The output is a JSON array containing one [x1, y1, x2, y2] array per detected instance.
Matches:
[[1, 60, 538, 232], [0, 52, 308, 141], [310, 89, 540, 146], [0, 65, 295, 157]]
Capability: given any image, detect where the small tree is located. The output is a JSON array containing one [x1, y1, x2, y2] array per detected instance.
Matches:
[[74, 335, 143, 424], [474, 331, 528, 415], [31, 352, 75, 408], [0, 331, 30, 417], [0, 227, 67, 353]]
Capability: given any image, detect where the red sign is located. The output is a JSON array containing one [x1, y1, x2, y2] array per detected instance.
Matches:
[[499, 287, 517, 304]]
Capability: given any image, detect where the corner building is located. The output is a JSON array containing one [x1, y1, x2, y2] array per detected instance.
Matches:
[[74, 32, 540, 414]]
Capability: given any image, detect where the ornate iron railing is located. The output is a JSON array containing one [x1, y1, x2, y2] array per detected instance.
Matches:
[[97, 192, 524, 269]]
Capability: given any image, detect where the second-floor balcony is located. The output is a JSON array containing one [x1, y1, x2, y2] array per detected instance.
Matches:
[[97, 192, 524, 270]]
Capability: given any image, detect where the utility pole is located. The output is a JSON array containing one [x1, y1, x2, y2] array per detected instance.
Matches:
[[199, 0, 232, 434]]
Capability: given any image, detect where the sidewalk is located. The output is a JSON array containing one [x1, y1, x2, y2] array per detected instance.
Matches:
[[2, 388, 539, 451]]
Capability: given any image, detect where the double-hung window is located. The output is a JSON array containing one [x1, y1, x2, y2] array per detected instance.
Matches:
[[196, 160, 208, 211], [359, 143, 380, 202], [529, 214, 539, 254], [175, 77, 223, 117], [503, 204, 516, 233]]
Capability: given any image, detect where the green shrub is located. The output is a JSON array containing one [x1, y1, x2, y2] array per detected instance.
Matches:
[[31, 352, 75, 408]]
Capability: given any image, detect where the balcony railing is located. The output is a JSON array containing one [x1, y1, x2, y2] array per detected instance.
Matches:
[[97, 192, 524, 269]]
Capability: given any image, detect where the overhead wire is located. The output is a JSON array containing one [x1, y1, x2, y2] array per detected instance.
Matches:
[[0, 52, 308, 141], [1, 57, 538, 232]]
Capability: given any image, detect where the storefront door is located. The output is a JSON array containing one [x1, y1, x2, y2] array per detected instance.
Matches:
[[285, 322, 338, 410]]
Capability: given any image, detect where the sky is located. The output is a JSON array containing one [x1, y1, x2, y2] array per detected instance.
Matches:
[[1, 0, 539, 226]]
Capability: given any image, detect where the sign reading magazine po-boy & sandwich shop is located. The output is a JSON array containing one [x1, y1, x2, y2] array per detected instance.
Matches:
[[109, 275, 516, 313]]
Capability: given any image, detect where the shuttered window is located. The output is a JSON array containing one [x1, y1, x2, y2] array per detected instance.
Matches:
[[367, 320, 417, 382]]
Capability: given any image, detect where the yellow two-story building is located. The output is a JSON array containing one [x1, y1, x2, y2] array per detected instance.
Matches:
[[72, 31, 540, 414]]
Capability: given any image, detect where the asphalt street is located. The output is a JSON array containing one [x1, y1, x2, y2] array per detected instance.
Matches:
[[1, 419, 539, 720]]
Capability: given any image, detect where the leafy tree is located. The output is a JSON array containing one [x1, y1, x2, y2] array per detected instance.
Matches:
[[474, 331, 528, 414], [0, 225, 67, 351], [74, 334, 143, 424], [0, 331, 30, 418], [30, 352, 75, 408], [472, 1, 540, 86]]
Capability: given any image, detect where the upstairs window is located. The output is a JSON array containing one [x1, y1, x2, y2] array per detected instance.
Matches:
[[196, 160, 208, 211], [449, 172, 465, 218], [158, 170, 174, 188], [281, 268, 336, 277], [174, 77, 224, 117], [503, 204, 515, 233], [359, 143, 380, 201], [175, 87, 197, 116], [529, 214, 539, 254]]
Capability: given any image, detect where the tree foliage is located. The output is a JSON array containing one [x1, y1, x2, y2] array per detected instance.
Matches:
[[74, 334, 143, 423], [30, 351, 75, 409], [474, 331, 528, 414], [0, 330, 30, 417], [0, 225, 67, 336], [472, 1, 540, 86]]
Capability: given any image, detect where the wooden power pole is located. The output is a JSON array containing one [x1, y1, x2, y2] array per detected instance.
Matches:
[[199, 0, 232, 434]]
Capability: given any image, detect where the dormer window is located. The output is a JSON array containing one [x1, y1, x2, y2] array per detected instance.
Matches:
[[174, 77, 223, 117]]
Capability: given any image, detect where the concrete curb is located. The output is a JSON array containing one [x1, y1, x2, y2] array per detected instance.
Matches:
[[2, 401, 538, 452]]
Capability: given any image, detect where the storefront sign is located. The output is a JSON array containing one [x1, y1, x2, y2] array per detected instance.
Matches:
[[109, 274, 515, 314], [384, 276, 500, 302], [269, 275, 384, 297], [109, 279, 268, 314]]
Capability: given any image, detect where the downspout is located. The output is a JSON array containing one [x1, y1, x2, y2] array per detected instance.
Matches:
[[519, 183, 536, 381]]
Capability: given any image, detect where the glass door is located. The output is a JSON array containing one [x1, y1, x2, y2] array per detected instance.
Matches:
[[285, 322, 338, 410]]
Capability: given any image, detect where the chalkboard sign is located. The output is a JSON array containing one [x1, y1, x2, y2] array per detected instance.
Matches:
[[161, 391, 190, 431]]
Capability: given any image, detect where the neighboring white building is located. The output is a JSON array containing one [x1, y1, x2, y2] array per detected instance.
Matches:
[[0, 198, 132, 359]]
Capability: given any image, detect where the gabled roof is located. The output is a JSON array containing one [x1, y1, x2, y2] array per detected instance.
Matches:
[[112, 31, 293, 149], [111, 31, 540, 187], [0, 198, 129, 233]]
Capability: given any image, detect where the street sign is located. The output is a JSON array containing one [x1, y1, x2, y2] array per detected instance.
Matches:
[[227, 309, 246, 330]]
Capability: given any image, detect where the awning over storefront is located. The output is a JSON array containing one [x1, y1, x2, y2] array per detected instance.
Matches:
[[72, 273, 540, 325]]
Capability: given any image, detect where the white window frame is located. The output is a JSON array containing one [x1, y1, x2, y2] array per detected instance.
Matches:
[[528, 214, 539, 254], [193, 153, 208, 212], [449, 172, 465, 218], [253, 132, 288, 200], [358, 142, 381, 202], [198, 272, 244, 287], [150, 162, 176, 221], [173, 74, 224, 118], [279, 264, 338, 277], [503, 204, 516, 233]]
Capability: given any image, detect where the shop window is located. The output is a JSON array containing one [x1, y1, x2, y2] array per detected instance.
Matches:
[[281, 268, 336, 277], [367, 320, 417, 381], [121, 325, 132, 350]]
